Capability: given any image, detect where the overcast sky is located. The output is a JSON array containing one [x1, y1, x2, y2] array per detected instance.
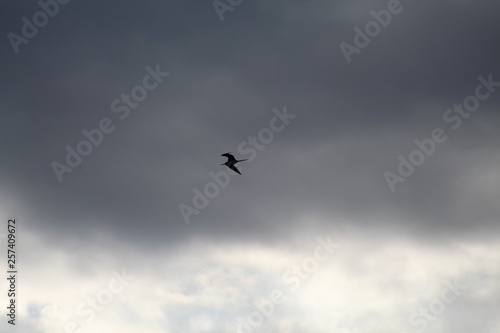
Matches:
[[1, 1, 500, 332]]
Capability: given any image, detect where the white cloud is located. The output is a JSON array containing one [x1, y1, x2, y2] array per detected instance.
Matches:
[[9, 228, 499, 333]]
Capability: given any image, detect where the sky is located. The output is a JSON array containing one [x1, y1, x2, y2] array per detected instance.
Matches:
[[1, 0, 500, 332]]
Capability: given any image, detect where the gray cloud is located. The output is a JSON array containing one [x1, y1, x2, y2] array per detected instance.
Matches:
[[1, 1, 500, 246]]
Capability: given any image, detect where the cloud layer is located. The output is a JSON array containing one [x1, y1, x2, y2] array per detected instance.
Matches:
[[1, 0, 499, 332]]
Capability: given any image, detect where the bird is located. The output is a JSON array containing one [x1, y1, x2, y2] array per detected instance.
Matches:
[[221, 153, 247, 175]]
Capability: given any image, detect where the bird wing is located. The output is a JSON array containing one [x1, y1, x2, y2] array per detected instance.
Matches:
[[228, 164, 241, 175], [222, 153, 237, 162]]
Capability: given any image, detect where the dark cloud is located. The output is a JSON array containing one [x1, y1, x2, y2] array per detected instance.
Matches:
[[1, 0, 499, 247]]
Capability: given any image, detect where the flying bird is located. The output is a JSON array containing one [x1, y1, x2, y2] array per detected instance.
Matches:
[[221, 153, 247, 175]]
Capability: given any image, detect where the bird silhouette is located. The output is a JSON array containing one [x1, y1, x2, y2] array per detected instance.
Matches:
[[221, 153, 247, 175]]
